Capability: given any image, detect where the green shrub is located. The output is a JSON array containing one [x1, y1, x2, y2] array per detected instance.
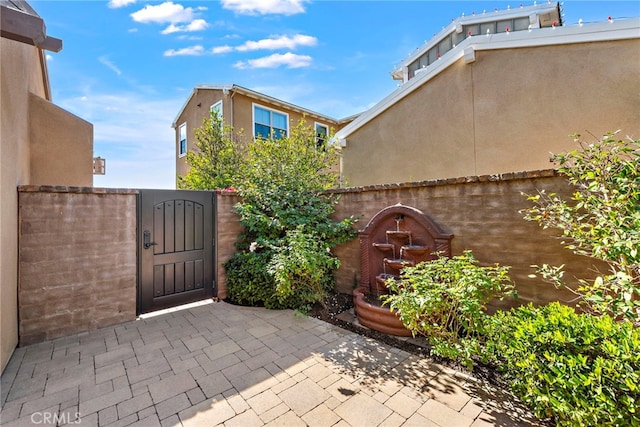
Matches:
[[523, 132, 640, 322], [224, 251, 283, 308], [485, 302, 640, 426], [269, 226, 340, 312], [227, 121, 357, 311], [382, 250, 515, 369]]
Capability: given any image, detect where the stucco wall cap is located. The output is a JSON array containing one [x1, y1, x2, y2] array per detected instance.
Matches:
[[328, 169, 561, 194]]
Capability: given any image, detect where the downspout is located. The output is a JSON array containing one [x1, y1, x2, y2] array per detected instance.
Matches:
[[228, 86, 236, 129], [39, 48, 51, 101]]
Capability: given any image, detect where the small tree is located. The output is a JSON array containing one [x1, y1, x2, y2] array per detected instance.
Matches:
[[523, 131, 640, 322], [178, 111, 243, 190], [228, 121, 357, 311]]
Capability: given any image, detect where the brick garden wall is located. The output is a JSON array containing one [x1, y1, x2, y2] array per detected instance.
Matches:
[[18, 186, 138, 346], [16, 172, 598, 346], [215, 170, 600, 309], [215, 192, 243, 300], [330, 170, 599, 308]]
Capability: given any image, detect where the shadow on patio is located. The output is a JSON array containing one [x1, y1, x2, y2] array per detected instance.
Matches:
[[1, 301, 541, 426]]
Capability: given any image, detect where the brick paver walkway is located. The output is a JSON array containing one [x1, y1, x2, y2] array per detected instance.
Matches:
[[1, 301, 540, 426]]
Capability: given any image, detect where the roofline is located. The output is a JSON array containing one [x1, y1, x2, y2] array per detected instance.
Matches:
[[0, 1, 62, 52], [172, 83, 355, 128], [391, 2, 561, 76], [336, 17, 640, 143]]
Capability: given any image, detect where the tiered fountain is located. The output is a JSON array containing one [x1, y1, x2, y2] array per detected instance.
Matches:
[[354, 204, 453, 336]]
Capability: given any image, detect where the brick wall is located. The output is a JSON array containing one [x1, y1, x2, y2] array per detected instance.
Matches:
[[331, 170, 603, 308], [18, 186, 138, 345], [215, 192, 243, 300], [215, 170, 598, 308]]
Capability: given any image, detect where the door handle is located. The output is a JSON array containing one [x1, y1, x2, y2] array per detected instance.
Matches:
[[143, 230, 158, 249]]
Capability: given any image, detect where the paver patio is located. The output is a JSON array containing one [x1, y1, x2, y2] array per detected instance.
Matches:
[[1, 300, 540, 426]]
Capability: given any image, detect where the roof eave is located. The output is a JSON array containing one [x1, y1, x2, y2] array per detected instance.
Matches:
[[0, 3, 62, 52], [337, 18, 640, 143]]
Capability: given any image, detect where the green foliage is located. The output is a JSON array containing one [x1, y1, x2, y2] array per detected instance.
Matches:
[[224, 251, 282, 308], [382, 251, 515, 369], [234, 120, 356, 246], [523, 132, 640, 322], [226, 121, 357, 311], [269, 226, 340, 311], [178, 111, 243, 190], [484, 302, 640, 426]]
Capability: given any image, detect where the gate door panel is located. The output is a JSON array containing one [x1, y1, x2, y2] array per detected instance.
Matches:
[[139, 190, 215, 314]]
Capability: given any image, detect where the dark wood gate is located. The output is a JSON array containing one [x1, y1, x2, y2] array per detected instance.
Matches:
[[138, 190, 216, 314]]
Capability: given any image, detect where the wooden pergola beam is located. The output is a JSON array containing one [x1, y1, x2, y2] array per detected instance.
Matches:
[[0, 3, 62, 52]]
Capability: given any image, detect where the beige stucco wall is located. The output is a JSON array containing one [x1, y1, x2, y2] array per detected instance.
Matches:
[[29, 94, 94, 186], [1, 37, 94, 373], [0, 38, 44, 373], [342, 39, 640, 187]]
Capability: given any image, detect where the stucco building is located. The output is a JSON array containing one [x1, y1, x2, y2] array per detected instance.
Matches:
[[172, 84, 355, 183], [336, 3, 640, 186], [1, 0, 94, 373]]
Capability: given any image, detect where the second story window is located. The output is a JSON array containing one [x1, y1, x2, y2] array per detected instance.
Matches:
[[178, 122, 187, 157], [210, 100, 223, 120], [315, 123, 329, 147], [254, 105, 288, 139]]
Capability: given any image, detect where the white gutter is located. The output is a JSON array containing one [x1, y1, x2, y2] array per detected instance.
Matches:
[[336, 17, 640, 145], [391, 2, 560, 77]]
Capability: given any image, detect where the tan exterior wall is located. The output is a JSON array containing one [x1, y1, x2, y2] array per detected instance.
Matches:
[[175, 88, 349, 183], [1, 37, 94, 372], [0, 38, 45, 373], [29, 94, 94, 186], [18, 187, 137, 346], [341, 39, 640, 187]]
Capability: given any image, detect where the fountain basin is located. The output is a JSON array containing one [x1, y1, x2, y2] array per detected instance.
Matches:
[[373, 274, 396, 296], [372, 243, 395, 252], [401, 245, 431, 257], [384, 258, 415, 270], [353, 287, 411, 336]]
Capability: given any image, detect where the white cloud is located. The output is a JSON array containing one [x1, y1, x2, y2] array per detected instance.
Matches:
[[236, 34, 316, 51], [161, 19, 210, 35], [108, 0, 136, 8], [221, 0, 308, 16], [131, 2, 200, 24], [234, 52, 312, 69], [163, 45, 205, 57], [212, 45, 233, 54], [98, 56, 122, 76], [212, 34, 317, 54]]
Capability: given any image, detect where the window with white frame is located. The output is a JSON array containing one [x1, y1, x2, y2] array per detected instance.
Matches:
[[253, 104, 288, 139], [315, 123, 329, 147], [210, 100, 223, 120], [178, 122, 187, 157]]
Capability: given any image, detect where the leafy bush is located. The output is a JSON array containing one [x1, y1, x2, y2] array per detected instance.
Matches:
[[227, 121, 357, 311], [523, 132, 640, 322], [269, 226, 340, 312], [484, 302, 640, 426], [224, 251, 279, 308], [382, 251, 515, 369], [224, 250, 311, 310]]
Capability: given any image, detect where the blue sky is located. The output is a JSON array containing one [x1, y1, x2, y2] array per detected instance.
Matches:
[[34, 0, 639, 189]]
